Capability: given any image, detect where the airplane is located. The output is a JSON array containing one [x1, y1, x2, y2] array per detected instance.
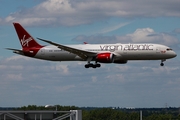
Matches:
[[6, 22, 177, 68]]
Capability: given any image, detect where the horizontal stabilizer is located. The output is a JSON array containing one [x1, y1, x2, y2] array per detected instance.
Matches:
[[5, 48, 24, 54]]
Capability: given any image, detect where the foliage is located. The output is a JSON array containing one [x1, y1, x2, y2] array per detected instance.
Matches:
[[14, 105, 180, 120]]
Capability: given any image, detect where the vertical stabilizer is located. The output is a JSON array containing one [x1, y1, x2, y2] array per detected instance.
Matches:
[[13, 23, 42, 49]]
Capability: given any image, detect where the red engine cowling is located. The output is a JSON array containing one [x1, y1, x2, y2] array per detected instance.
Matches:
[[96, 53, 114, 63]]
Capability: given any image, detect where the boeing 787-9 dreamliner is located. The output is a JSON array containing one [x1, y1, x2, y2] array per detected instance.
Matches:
[[7, 23, 177, 68]]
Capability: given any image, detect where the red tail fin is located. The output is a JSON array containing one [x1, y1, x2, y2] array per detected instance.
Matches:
[[13, 23, 42, 49]]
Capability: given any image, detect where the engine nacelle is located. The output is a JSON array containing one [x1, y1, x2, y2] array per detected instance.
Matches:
[[113, 60, 128, 64], [96, 53, 114, 63]]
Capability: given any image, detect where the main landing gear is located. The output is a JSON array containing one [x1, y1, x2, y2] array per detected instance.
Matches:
[[85, 63, 101, 68], [160, 59, 166, 66], [160, 63, 164, 66]]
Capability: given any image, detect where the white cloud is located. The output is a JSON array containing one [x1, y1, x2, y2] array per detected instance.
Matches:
[[31, 85, 44, 90], [173, 28, 180, 34], [91, 76, 97, 83], [0, 54, 179, 107], [73, 28, 179, 45], [125, 28, 179, 45], [5, 16, 15, 22], [5, 73, 23, 81], [106, 74, 125, 83], [36, 0, 75, 14], [5, 55, 30, 61], [1, 0, 180, 26], [54, 63, 70, 75], [142, 65, 180, 75], [127, 28, 155, 42], [55, 85, 75, 92]]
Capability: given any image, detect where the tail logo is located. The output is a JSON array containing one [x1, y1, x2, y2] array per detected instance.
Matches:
[[21, 35, 33, 47]]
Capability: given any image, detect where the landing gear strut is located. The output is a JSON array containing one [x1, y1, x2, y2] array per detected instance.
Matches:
[[160, 59, 166, 66]]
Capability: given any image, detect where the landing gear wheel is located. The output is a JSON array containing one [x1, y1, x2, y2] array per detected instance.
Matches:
[[84, 63, 101, 68], [96, 64, 101, 68], [160, 63, 164, 66], [85, 64, 89, 68], [92, 65, 97, 68], [89, 63, 93, 67]]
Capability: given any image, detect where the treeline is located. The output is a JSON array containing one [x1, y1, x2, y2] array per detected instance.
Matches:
[[83, 108, 180, 120], [8, 105, 180, 120]]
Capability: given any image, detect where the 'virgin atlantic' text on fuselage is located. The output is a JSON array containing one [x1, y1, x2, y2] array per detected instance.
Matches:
[[100, 44, 154, 52]]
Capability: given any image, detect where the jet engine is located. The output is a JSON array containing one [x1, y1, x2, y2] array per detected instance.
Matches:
[[96, 53, 114, 63]]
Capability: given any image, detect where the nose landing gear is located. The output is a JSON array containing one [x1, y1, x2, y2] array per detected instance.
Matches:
[[160, 59, 166, 66], [160, 62, 164, 66]]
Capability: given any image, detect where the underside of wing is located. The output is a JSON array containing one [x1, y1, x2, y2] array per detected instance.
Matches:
[[37, 38, 97, 60]]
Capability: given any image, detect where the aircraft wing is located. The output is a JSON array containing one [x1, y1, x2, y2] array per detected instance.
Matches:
[[37, 38, 97, 60]]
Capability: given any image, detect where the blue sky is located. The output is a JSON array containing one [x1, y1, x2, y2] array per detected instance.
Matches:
[[0, 0, 180, 108]]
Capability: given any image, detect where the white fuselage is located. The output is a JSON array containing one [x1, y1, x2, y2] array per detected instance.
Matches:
[[32, 43, 176, 62]]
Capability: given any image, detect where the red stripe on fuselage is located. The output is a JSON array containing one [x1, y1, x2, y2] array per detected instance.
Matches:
[[23, 46, 44, 57]]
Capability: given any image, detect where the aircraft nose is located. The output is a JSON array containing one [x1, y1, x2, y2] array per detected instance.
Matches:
[[172, 51, 177, 58]]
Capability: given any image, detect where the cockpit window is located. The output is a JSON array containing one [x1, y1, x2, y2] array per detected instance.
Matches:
[[166, 48, 173, 51]]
